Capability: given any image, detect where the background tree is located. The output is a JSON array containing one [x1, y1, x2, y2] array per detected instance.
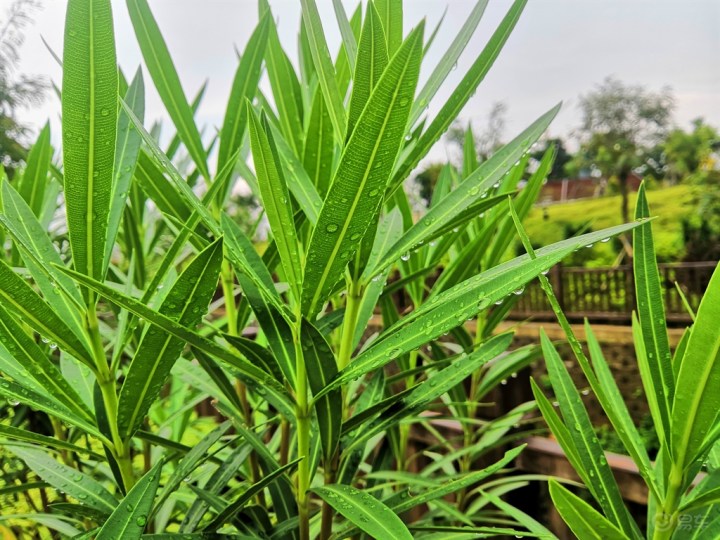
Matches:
[[662, 118, 719, 184], [531, 137, 572, 180], [0, 0, 46, 175], [570, 76, 674, 224]]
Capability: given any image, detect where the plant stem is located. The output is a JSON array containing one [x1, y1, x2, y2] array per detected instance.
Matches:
[[221, 262, 265, 505], [294, 321, 311, 540], [337, 279, 363, 372], [86, 300, 135, 490], [652, 463, 685, 540], [220, 260, 238, 335]]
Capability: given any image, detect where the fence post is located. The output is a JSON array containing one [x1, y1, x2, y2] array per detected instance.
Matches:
[[551, 265, 564, 312], [625, 265, 635, 312]]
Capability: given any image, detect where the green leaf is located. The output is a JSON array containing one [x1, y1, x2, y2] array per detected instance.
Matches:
[[388, 0, 527, 195], [392, 445, 524, 514], [332, 0, 357, 72], [56, 266, 288, 399], [62, 0, 118, 293], [346, 3, 388, 139], [0, 303, 92, 421], [217, 15, 270, 174], [0, 378, 102, 439], [370, 105, 559, 278], [373, 0, 403, 56], [9, 444, 118, 514], [0, 258, 94, 367], [0, 423, 102, 459], [127, 0, 209, 180], [319, 223, 642, 397], [349, 334, 512, 450], [301, 319, 341, 460], [299, 0, 347, 139], [117, 239, 224, 438], [410, 0, 489, 127], [268, 120, 323, 223], [18, 121, 52, 217], [302, 23, 425, 317], [632, 183, 673, 445], [205, 458, 301, 530], [548, 480, 629, 540], [672, 261, 720, 469], [156, 421, 231, 508], [119, 100, 220, 237], [96, 460, 163, 540], [541, 331, 637, 536], [105, 67, 145, 272], [259, 0, 305, 155], [0, 180, 85, 334], [248, 109, 303, 298], [302, 86, 334, 199], [312, 484, 412, 540], [584, 322, 660, 499]]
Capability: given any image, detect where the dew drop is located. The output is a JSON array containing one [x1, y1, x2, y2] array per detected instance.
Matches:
[[400, 253, 410, 261], [513, 287, 525, 296], [325, 224, 338, 233]]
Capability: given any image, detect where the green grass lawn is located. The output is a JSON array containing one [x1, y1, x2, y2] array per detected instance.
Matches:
[[521, 184, 694, 265]]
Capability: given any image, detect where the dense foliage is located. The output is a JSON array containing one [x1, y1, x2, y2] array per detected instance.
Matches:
[[0, 0, 716, 539]]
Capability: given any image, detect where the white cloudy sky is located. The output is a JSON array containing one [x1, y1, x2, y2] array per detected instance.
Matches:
[[9, 0, 720, 162]]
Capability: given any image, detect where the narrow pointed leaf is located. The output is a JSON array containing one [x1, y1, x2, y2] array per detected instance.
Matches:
[[127, 0, 209, 180], [0, 423, 102, 459], [0, 303, 92, 421], [302, 24, 424, 317], [248, 109, 303, 298], [389, 0, 527, 194], [9, 445, 118, 514], [549, 481, 629, 540], [332, 0, 357, 71], [350, 334, 512, 449], [96, 460, 163, 540], [302, 87, 335, 198], [346, 3, 388, 139], [259, 0, 305, 154], [633, 183, 673, 443], [319, 223, 642, 396], [120, 99, 219, 237], [62, 0, 117, 293], [312, 484, 412, 540], [374, 0, 403, 55], [0, 259, 94, 367], [56, 267, 288, 398], [0, 181, 85, 332], [117, 239, 224, 438], [301, 319, 341, 460], [18, 122, 52, 216], [156, 421, 231, 508], [371, 105, 559, 277], [217, 16, 270, 173], [541, 331, 637, 536], [672, 261, 720, 469], [411, 0, 489, 127], [105, 67, 144, 271], [205, 458, 301, 530], [299, 0, 347, 139]]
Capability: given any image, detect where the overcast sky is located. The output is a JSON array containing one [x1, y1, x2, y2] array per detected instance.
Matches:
[[10, 0, 720, 162]]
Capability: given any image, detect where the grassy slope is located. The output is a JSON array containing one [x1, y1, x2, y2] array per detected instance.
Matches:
[[521, 184, 694, 265]]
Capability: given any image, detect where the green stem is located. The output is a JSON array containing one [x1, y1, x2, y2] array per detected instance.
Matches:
[[86, 300, 135, 491], [337, 280, 363, 372], [220, 260, 238, 335], [294, 320, 311, 540], [652, 464, 685, 540]]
